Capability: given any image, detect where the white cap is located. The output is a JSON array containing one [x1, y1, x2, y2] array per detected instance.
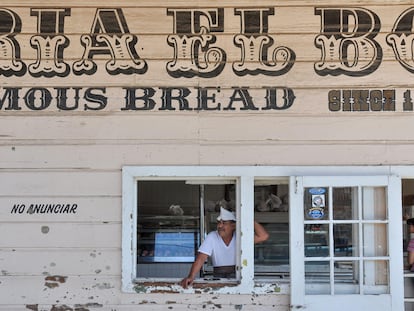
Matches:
[[217, 207, 236, 222]]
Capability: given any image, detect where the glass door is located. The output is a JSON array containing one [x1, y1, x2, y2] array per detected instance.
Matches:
[[290, 176, 404, 311]]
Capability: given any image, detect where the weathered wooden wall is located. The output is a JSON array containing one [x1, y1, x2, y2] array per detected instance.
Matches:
[[1, 0, 414, 310]]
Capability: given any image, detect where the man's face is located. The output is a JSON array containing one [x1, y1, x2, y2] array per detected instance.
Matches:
[[217, 220, 236, 239]]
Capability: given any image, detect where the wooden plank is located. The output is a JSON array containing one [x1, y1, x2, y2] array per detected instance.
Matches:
[[2, 60, 413, 89], [0, 171, 120, 196], [2, 6, 412, 35], [1, 0, 413, 8], [0, 222, 120, 248], [0, 197, 121, 222], [0, 114, 413, 141], [0, 86, 410, 118], [2, 34, 392, 62], [0, 248, 120, 275], [0, 305, 290, 311], [0, 140, 412, 167], [4, 34, 409, 66]]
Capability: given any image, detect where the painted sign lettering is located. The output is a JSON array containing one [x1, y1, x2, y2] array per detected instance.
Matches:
[[1, 6, 414, 114], [1, 6, 414, 78]]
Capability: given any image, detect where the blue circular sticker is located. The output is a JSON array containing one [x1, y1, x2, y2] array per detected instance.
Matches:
[[308, 207, 325, 219], [309, 187, 326, 195]]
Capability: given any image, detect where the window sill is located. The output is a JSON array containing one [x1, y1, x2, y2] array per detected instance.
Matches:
[[132, 279, 240, 293]]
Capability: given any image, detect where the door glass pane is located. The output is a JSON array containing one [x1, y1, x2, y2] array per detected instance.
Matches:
[[334, 260, 359, 294], [304, 187, 329, 220], [333, 187, 357, 220], [363, 223, 388, 257], [305, 224, 329, 257], [362, 186, 387, 220], [334, 224, 359, 257], [363, 260, 389, 294], [305, 261, 330, 294]]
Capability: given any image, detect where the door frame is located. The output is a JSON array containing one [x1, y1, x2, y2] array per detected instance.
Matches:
[[289, 175, 404, 311]]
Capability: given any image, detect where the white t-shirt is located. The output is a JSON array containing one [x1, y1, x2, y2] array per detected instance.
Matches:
[[198, 231, 236, 267]]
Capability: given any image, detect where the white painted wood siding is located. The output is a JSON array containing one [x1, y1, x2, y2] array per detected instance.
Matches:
[[0, 1, 413, 310]]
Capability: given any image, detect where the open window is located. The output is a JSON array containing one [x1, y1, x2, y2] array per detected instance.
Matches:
[[122, 167, 293, 292]]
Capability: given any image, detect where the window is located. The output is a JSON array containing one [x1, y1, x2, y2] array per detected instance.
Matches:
[[121, 166, 291, 292]]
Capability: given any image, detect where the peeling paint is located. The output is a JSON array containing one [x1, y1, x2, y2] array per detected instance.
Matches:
[[133, 284, 147, 293], [150, 289, 180, 294], [92, 282, 114, 290], [242, 259, 248, 266], [44, 275, 67, 289], [51, 305, 74, 311], [74, 303, 103, 309], [25, 303, 103, 311]]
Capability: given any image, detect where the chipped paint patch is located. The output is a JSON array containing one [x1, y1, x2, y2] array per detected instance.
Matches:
[[44, 275, 67, 289], [74, 303, 103, 309], [242, 259, 248, 267], [26, 303, 103, 311], [134, 284, 147, 293], [92, 282, 114, 290]]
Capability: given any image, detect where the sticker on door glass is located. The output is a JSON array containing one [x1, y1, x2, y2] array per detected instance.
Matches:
[[307, 188, 326, 219]]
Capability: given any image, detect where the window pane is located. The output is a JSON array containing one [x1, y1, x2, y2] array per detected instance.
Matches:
[[137, 180, 200, 278], [254, 182, 289, 277], [334, 260, 359, 294], [305, 261, 330, 294], [333, 187, 357, 220], [334, 224, 359, 257], [363, 223, 388, 257], [305, 224, 329, 257], [362, 186, 387, 220], [304, 187, 329, 220], [363, 260, 389, 294]]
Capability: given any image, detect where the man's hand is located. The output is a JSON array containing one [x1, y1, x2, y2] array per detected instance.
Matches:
[[180, 252, 208, 288], [180, 276, 194, 288]]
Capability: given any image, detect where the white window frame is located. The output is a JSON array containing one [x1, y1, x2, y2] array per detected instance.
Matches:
[[122, 165, 409, 296]]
